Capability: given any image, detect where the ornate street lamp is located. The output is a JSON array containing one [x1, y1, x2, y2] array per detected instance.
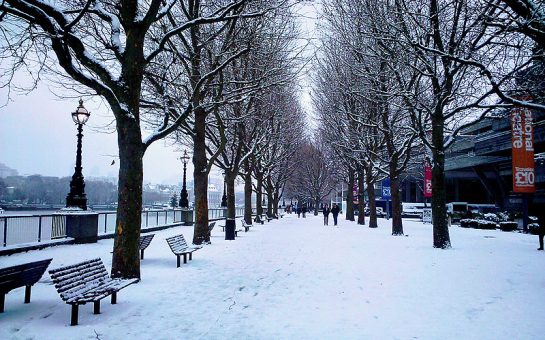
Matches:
[[179, 150, 190, 208], [221, 171, 227, 207], [66, 99, 90, 210]]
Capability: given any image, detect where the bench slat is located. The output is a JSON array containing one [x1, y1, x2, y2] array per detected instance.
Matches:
[[0, 259, 52, 293]]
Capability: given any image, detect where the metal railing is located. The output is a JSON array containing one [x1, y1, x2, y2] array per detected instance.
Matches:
[[98, 209, 183, 235], [1, 213, 67, 247], [1, 206, 285, 247]]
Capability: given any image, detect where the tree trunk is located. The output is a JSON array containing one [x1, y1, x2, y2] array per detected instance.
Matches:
[[111, 117, 143, 279], [267, 189, 274, 218], [346, 170, 355, 221], [431, 115, 451, 248], [193, 107, 209, 245], [244, 163, 253, 225], [391, 176, 404, 235], [366, 169, 378, 228], [226, 173, 236, 220], [314, 198, 320, 216], [255, 171, 263, 221], [273, 188, 279, 217], [357, 171, 365, 225]]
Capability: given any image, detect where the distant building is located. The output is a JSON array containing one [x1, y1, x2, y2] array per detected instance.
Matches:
[[0, 163, 18, 178]]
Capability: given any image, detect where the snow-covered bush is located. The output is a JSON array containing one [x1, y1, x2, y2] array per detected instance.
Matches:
[[499, 221, 518, 232], [477, 220, 497, 230], [497, 212, 509, 222], [483, 213, 500, 222], [528, 223, 542, 235]]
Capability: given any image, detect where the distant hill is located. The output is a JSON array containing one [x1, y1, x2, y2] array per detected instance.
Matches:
[[0, 163, 18, 178]]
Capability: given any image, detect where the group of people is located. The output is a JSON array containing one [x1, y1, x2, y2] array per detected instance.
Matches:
[[322, 204, 340, 226]]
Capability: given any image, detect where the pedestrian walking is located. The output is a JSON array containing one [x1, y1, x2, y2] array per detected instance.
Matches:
[[538, 213, 544, 251], [297, 205, 301, 218], [323, 204, 330, 225], [331, 203, 340, 226], [302, 205, 307, 218]]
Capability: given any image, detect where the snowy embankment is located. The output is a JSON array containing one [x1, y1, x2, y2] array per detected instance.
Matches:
[[1, 215, 544, 339]]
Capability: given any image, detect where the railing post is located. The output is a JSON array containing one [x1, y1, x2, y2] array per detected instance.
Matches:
[[156, 211, 159, 225], [104, 214, 108, 234], [165, 210, 167, 224], [38, 216, 42, 242], [146, 211, 149, 227]]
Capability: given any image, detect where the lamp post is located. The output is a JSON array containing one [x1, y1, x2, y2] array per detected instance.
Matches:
[[179, 150, 190, 208], [66, 99, 90, 210], [221, 171, 227, 207]]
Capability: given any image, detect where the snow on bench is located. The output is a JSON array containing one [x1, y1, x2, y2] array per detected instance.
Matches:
[[139, 233, 155, 260], [165, 234, 203, 267], [0, 258, 52, 313], [49, 258, 138, 326]]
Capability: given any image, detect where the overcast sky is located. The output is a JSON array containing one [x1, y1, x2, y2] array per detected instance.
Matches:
[[0, 2, 320, 185]]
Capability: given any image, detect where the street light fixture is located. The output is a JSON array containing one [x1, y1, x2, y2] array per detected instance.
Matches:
[[66, 99, 90, 210], [179, 150, 190, 208]]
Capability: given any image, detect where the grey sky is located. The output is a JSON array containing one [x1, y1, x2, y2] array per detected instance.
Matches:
[[0, 83, 188, 184]]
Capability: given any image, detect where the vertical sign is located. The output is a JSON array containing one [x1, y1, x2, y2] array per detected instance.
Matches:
[[382, 179, 391, 199], [511, 105, 535, 193], [424, 159, 432, 198]]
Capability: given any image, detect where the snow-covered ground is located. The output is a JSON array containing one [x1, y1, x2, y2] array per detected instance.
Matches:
[[1, 214, 544, 339]]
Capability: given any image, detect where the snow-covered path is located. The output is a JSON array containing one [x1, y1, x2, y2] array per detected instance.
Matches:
[[1, 214, 544, 339]]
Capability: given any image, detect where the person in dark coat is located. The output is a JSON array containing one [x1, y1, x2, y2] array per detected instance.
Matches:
[[538, 213, 545, 251], [323, 204, 331, 225], [302, 205, 307, 218], [331, 203, 340, 226], [296, 205, 301, 218]]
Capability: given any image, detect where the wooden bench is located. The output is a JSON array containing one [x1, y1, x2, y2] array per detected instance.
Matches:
[[273, 212, 284, 219], [0, 258, 52, 313], [166, 234, 203, 267], [139, 233, 155, 260], [265, 215, 273, 222], [254, 215, 264, 225], [49, 258, 138, 326], [208, 222, 216, 237], [241, 220, 251, 232]]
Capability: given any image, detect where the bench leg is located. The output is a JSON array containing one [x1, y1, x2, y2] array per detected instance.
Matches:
[[140, 249, 145, 260], [177, 255, 180, 268], [0, 293, 4, 313], [71, 305, 79, 326], [24, 285, 31, 304], [111, 292, 117, 305], [94, 301, 100, 314], [183, 254, 187, 264], [189, 253, 193, 261]]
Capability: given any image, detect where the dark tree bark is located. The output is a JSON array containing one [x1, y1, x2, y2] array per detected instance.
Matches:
[[366, 169, 378, 228], [193, 107, 210, 244], [255, 170, 264, 220], [390, 176, 404, 235], [111, 116, 143, 279], [345, 170, 355, 221], [226, 172, 236, 220], [431, 116, 451, 248], [357, 170, 366, 225], [244, 161, 253, 225]]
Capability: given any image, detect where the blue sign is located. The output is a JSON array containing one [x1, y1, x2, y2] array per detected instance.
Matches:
[[382, 179, 391, 199]]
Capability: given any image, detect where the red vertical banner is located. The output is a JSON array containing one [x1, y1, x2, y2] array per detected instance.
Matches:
[[511, 105, 535, 193], [424, 159, 432, 198]]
